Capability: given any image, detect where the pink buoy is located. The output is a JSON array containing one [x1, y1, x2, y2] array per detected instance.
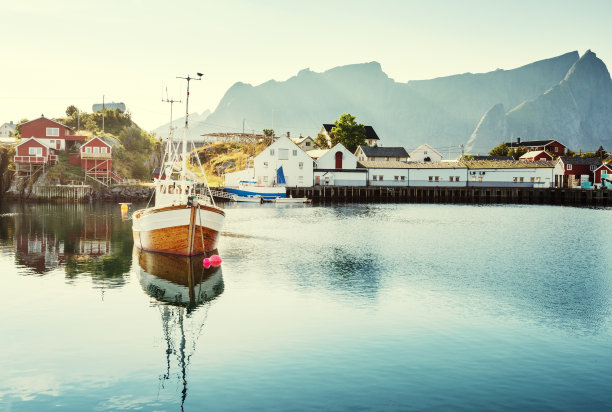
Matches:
[[203, 258, 211, 268], [210, 254, 222, 267]]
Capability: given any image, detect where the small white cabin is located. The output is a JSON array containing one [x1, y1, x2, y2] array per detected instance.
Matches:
[[409, 144, 443, 163], [314, 143, 366, 186]]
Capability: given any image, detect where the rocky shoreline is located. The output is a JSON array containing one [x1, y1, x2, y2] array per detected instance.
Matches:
[[2, 185, 154, 203]]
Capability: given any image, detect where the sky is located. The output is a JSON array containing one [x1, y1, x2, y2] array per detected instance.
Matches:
[[2, 0, 612, 133]]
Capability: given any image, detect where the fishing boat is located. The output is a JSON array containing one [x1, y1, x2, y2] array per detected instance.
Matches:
[[224, 166, 287, 200], [132, 74, 225, 256]]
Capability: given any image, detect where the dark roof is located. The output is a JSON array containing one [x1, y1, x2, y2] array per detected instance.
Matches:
[[504, 139, 563, 148], [358, 145, 409, 158], [323, 124, 380, 141], [471, 155, 514, 161], [559, 157, 602, 166]]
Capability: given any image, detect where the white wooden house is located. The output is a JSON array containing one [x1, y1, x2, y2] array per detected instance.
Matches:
[[355, 146, 409, 162], [224, 136, 314, 187], [314, 143, 367, 186], [409, 144, 443, 162], [292, 136, 315, 152]]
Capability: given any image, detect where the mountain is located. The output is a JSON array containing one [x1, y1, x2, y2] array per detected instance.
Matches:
[[468, 50, 612, 153], [160, 51, 612, 155]]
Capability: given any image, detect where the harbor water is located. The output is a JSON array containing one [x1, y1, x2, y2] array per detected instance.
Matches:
[[0, 201, 611, 410]]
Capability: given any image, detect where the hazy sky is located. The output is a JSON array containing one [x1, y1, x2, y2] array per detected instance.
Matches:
[[2, 0, 611, 133]]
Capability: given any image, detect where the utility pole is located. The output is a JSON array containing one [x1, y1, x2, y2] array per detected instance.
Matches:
[[460, 144, 465, 158]]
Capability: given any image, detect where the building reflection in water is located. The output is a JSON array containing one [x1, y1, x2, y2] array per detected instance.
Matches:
[[134, 248, 224, 411]]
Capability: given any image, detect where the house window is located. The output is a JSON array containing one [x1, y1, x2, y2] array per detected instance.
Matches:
[[567, 164, 572, 170], [278, 149, 288, 160], [373, 175, 377, 181], [478, 177, 483, 182], [449, 176, 454, 182], [298, 176, 304, 184], [424, 150, 428, 154], [29, 147, 42, 156], [299, 162, 303, 169], [554, 147, 558, 153], [513, 177, 517, 182], [590, 165, 597, 171], [472, 176, 476, 182], [429, 176, 433, 181], [379, 175, 383, 181], [305, 141, 311, 147], [263, 176, 268, 182], [270, 149, 275, 156], [401, 176, 405, 181], [263, 162, 268, 168], [455, 176, 460, 181], [435, 176, 439, 181], [50, 140, 54, 145], [386, 157, 389, 161], [530, 177, 535, 182], [93, 147, 100, 153], [396, 157, 400, 161], [46, 127, 59, 137], [536, 177, 541, 182], [394, 176, 399, 181], [520, 177, 524, 182], [292, 150, 297, 156], [85, 147, 92, 153], [101, 147, 107, 153]]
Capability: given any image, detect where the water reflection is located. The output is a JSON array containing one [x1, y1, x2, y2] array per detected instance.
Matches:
[[134, 248, 224, 410], [0, 202, 132, 285]]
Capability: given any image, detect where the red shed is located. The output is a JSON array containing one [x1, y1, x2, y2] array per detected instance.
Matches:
[[520, 150, 553, 162], [14, 138, 58, 176], [80, 137, 123, 185], [594, 164, 612, 185]]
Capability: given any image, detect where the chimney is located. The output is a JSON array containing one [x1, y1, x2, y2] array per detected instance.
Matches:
[[286, 131, 290, 138], [517, 137, 521, 144]]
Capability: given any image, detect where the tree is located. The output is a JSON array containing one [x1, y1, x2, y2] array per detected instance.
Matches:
[[595, 146, 606, 159], [329, 113, 366, 153], [262, 129, 275, 145], [489, 142, 509, 157], [314, 132, 330, 149], [65, 105, 79, 117], [508, 146, 527, 160]]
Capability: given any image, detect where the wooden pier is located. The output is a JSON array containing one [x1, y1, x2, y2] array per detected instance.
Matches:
[[36, 184, 93, 201], [286, 186, 610, 207]]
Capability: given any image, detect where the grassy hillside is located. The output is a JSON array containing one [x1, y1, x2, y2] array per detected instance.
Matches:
[[193, 141, 268, 186]]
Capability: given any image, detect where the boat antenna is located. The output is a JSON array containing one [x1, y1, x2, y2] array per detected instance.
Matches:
[[161, 88, 182, 174], [176, 73, 203, 182]]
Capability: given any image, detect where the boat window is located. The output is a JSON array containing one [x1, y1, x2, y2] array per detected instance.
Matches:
[[160, 185, 166, 194]]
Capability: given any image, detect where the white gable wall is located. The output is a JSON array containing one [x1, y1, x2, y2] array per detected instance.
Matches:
[[410, 144, 443, 162], [253, 136, 314, 187], [316, 143, 358, 169]]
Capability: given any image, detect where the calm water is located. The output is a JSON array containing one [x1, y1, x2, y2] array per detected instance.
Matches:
[[0, 200, 611, 411]]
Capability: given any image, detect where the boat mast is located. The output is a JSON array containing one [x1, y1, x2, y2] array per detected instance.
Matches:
[[162, 89, 181, 179], [176, 73, 203, 183]]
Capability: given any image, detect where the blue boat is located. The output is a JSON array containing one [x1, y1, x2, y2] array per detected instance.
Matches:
[[225, 167, 287, 200]]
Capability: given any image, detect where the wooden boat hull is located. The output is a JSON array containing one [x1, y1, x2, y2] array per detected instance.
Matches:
[[132, 204, 225, 256]]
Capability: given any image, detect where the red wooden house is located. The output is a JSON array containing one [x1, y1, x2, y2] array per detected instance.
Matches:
[[20, 116, 86, 150], [79, 137, 123, 185], [593, 164, 612, 186], [519, 150, 553, 162], [506, 138, 566, 156], [554, 157, 602, 188], [14, 137, 58, 176]]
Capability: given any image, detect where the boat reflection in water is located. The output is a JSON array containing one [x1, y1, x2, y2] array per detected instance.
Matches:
[[134, 248, 224, 410]]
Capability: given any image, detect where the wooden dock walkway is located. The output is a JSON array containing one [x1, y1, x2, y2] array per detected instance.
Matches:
[[286, 186, 610, 207]]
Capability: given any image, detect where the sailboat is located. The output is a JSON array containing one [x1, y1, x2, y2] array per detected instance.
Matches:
[[132, 74, 225, 256]]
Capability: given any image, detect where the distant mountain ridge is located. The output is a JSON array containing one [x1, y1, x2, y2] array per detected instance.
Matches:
[[162, 51, 612, 155]]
